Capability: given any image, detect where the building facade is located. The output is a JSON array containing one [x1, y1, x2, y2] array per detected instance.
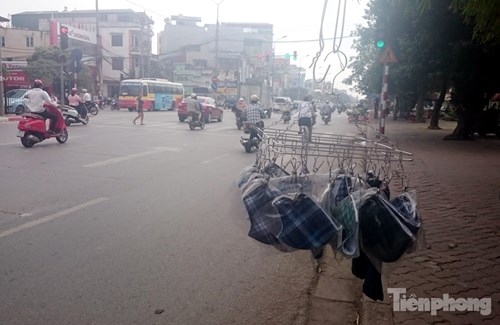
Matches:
[[10, 9, 153, 97]]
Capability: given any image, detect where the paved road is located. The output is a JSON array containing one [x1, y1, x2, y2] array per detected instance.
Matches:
[[0, 109, 347, 325]]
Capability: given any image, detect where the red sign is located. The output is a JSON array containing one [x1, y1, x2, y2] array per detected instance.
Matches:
[[2, 70, 29, 88]]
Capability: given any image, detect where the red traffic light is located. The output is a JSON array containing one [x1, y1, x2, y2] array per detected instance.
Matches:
[[60, 26, 69, 34]]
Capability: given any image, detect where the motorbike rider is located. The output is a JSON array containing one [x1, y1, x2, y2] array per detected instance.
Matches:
[[67, 87, 86, 118], [187, 93, 202, 122], [232, 97, 246, 122], [82, 88, 92, 110], [23, 80, 61, 134], [321, 101, 333, 120], [297, 95, 315, 140], [241, 94, 264, 142]]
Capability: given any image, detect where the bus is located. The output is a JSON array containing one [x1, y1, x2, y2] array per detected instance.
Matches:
[[118, 78, 184, 111]]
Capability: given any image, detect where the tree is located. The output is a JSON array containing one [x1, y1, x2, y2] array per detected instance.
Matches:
[[346, 0, 500, 138], [24, 46, 93, 98]]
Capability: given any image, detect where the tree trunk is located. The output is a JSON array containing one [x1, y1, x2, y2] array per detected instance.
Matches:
[[428, 77, 448, 129], [443, 106, 474, 140], [415, 93, 426, 123]]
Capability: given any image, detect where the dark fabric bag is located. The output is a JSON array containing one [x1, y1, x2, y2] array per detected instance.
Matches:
[[358, 195, 415, 262]]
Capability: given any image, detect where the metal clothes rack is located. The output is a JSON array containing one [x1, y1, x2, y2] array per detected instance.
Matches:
[[252, 120, 413, 189]]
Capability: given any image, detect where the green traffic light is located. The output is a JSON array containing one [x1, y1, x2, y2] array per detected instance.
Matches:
[[376, 40, 385, 48], [285, 53, 290, 59]]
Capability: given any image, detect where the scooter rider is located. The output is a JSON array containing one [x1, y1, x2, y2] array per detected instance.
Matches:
[[242, 94, 264, 141], [23, 79, 60, 134], [67, 87, 86, 118], [82, 88, 92, 110], [321, 101, 333, 119], [187, 93, 202, 122]]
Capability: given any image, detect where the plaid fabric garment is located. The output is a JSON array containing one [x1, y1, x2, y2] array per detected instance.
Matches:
[[236, 166, 259, 190], [242, 178, 283, 245], [242, 103, 263, 124], [358, 194, 415, 263], [335, 176, 352, 205], [391, 193, 421, 235], [331, 194, 359, 257], [273, 193, 341, 249]]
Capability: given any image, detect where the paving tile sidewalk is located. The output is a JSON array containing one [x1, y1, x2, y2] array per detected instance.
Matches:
[[361, 119, 500, 324], [307, 118, 499, 324], [0, 114, 22, 123]]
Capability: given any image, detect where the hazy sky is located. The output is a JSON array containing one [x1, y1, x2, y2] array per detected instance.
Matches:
[[1, 0, 369, 91]]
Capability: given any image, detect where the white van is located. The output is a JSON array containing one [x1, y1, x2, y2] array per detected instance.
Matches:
[[272, 96, 292, 113]]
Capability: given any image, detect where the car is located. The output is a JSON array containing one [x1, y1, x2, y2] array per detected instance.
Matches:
[[272, 96, 292, 113], [5, 89, 30, 115], [177, 96, 224, 123]]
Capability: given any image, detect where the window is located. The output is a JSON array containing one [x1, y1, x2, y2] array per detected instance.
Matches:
[[1, 36, 5, 47], [112, 57, 124, 70], [134, 57, 140, 67], [132, 35, 139, 47], [25, 36, 34, 47], [243, 38, 262, 47], [111, 34, 123, 47]]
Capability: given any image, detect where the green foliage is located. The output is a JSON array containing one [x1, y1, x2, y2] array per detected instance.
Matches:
[[450, 0, 500, 46]]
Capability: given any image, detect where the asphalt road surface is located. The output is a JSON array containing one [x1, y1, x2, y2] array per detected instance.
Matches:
[[0, 108, 348, 325]]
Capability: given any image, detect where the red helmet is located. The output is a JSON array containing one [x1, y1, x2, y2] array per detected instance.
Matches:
[[33, 79, 43, 88]]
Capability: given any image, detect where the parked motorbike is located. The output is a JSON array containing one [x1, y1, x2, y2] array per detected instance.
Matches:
[[110, 98, 119, 111], [84, 101, 99, 115], [188, 112, 205, 130], [240, 122, 263, 153], [281, 111, 291, 124], [17, 106, 68, 148], [62, 105, 89, 126], [321, 111, 331, 124]]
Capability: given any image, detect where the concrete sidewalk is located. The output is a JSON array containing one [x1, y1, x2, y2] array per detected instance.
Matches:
[[0, 114, 22, 123], [308, 118, 499, 324]]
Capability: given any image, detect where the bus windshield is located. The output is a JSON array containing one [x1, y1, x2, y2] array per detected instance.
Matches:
[[119, 82, 143, 97]]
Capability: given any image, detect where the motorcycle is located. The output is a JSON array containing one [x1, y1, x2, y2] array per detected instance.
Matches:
[[62, 105, 89, 126], [17, 106, 68, 148], [233, 108, 244, 130], [281, 111, 291, 124], [240, 122, 263, 153], [187, 112, 205, 130], [262, 107, 272, 118], [321, 111, 331, 124], [110, 98, 119, 111], [84, 101, 99, 115]]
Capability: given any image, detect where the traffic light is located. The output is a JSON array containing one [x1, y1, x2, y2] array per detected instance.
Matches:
[[257, 53, 263, 60], [293, 51, 297, 61], [265, 51, 270, 62], [375, 28, 385, 49], [285, 53, 290, 59], [60, 25, 69, 50]]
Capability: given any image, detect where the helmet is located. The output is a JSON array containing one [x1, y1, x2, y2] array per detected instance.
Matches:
[[82, 89, 88, 93], [71, 87, 77, 92], [191, 93, 197, 99], [238, 98, 244, 102], [33, 79, 43, 88], [250, 95, 259, 102]]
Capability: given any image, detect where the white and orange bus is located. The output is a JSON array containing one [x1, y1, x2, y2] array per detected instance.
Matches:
[[118, 78, 184, 111]]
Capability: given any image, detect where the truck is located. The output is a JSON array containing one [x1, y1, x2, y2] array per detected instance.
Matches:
[[238, 83, 272, 111]]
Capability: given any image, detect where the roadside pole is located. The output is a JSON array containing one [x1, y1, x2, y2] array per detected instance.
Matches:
[[379, 63, 389, 134], [0, 41, 4, 116], [378, 46, 397, 135]]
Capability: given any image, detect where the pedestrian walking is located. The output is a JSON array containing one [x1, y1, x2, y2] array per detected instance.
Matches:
[[133, 94, 145, 125]]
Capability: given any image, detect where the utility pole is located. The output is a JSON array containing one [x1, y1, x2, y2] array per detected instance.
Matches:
[[213, 0, 225, 78], [0, 34, 4, 116], [96, 0, 102, 95]]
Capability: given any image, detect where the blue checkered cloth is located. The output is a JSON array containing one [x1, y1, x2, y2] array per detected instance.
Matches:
[[273, 193, 341, 249], [331, 194, 359, 257], [242, 178, 283, 245], [236, 166, 259, 190], [335, 176, 352, 205], [391, 193, 421, 235]]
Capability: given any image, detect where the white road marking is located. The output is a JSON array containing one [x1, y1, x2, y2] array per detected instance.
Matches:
[[0, 197, 109, 240], [83, 146, 181, 168], [201, 153, 230, 164]]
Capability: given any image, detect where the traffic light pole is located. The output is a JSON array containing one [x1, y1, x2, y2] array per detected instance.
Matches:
[[378, 63, 389, 135]]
